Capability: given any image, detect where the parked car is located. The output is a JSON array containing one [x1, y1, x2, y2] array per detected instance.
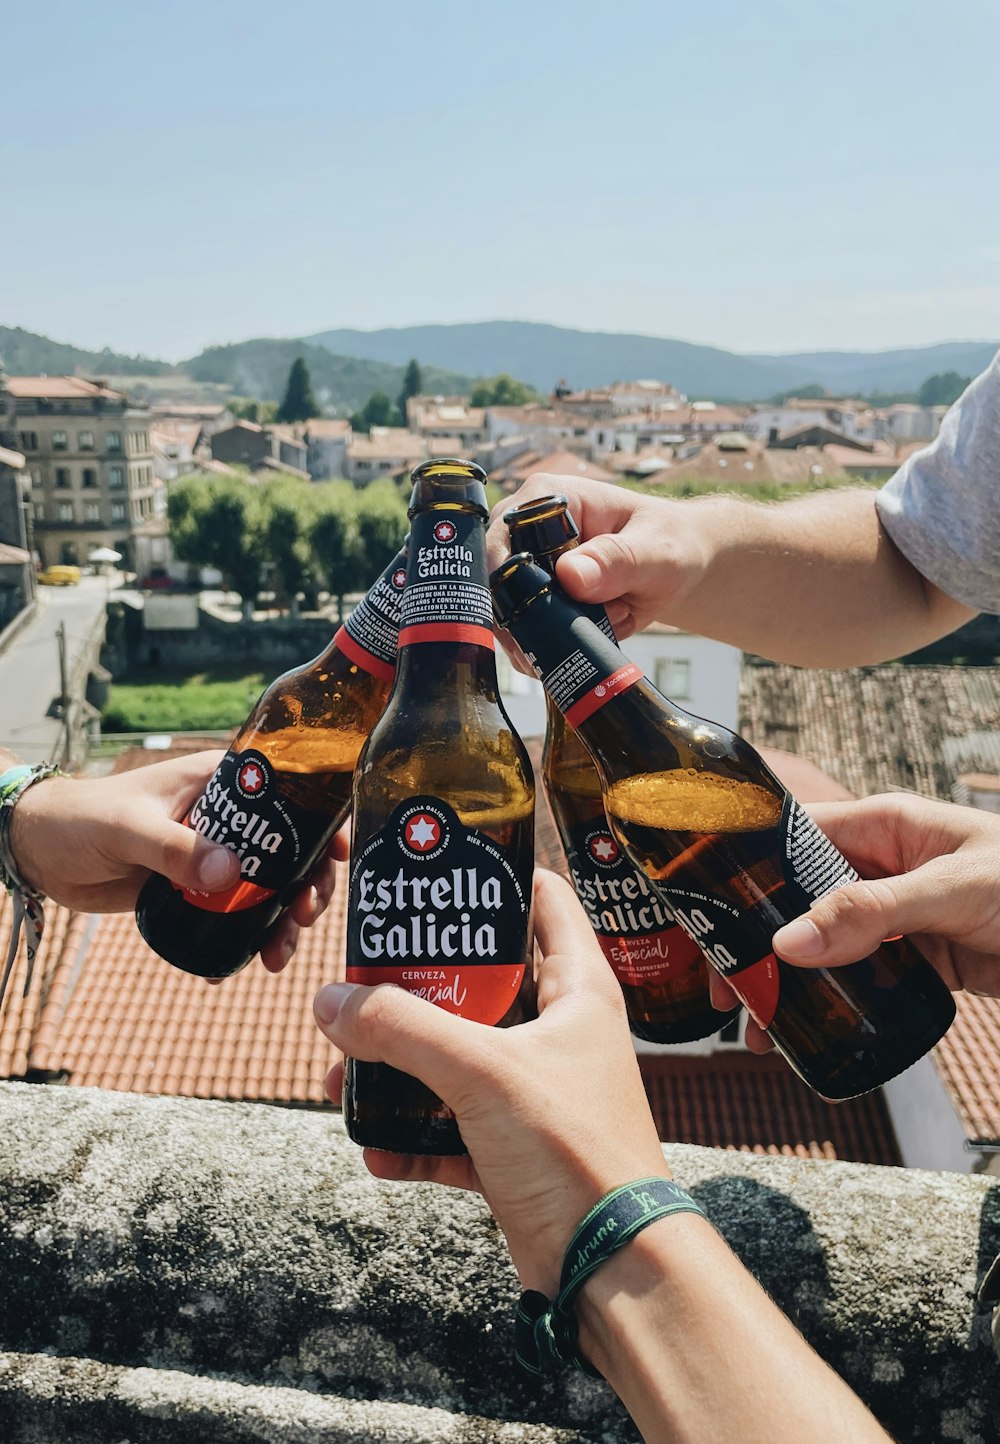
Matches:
[[37, 565, 81, 586], [140, 570, 175, 590]]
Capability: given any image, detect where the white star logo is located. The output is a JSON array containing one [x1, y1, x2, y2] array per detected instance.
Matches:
[[393, 569, 406, 589], [405, 814, 441, 851], [434, 520, 456, 544], [590, 834, 619, 862], [239, 764, 263, 794]]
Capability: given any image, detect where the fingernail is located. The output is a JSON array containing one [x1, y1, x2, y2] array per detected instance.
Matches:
[[314, 982, 357, 1025], [774, 917, 824, 958], [197, 847, 236, 890], [565, 554, 601, 590]]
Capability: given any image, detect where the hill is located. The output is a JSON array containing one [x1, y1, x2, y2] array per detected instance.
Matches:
[[184, 338, 477, 414], [307, 320, 998, 400], [0, 325, 172, 377]]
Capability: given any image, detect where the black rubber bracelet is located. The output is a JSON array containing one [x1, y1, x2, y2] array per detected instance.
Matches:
[[514, 1176, 706, 1377]]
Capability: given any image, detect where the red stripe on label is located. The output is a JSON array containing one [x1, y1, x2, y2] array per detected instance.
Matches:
[[597, 925, 704, 988], [398, 623, 495, 649], [178, 878, 276, 913], [346, 963, 524, 1026], [335, 626, 396, 682], [565, 663, 642, 728]]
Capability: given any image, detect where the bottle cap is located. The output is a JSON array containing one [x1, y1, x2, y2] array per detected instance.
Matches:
[[409, 458, 489, 517], [489, 553, 552, 627], [503, 494, 578, 558]]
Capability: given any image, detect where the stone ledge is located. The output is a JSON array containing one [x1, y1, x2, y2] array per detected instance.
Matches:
[[0, 1081, 996, 1443]]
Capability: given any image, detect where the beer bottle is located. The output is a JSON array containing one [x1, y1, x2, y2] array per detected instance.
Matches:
[[491, 554, 955, 1100], [344, 460, 535, 1155], [135, 544, 408, 978], [503, 494, 730, 1044]]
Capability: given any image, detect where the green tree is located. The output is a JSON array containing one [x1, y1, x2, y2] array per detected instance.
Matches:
[[350, 390, 397, 432], [469, 373, 536, 407], [230, 396, 278, 424], [259, 477, 316, 615], [397, 358, 423, 423], [169, 475, 266, 617], [917, 371, 970, 408], [354, 478, 408, 575], [276, 356, 319, 423], [310, 482, 364, 621]]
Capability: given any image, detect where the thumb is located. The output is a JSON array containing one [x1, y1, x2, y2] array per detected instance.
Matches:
[[555, 525, 654, 605], [314, 981, 493, 1106], [131, 816, 241, 893], [772, 856, 962, 969]]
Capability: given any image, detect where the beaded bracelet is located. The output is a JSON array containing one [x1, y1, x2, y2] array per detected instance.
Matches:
[[0, 763, 64, 1011], [514, 1176, 706, 1377]]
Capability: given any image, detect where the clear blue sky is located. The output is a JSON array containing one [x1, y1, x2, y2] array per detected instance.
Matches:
[[5, 0, 999, 360]]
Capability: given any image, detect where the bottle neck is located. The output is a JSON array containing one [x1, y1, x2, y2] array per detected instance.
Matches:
[[394, 504, 499, 691], [333, 545, 407, 681]]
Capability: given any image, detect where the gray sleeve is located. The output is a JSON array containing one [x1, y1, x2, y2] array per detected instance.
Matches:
[[875, 350, 1000, 614]]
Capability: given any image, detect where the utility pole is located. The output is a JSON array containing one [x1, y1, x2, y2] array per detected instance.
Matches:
[[55, 621, 70, 766]]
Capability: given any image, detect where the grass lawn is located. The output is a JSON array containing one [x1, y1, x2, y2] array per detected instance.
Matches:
[[102, 664, 268, 732]]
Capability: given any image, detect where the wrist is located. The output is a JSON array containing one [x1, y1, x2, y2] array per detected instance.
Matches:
[[7, 774, 70, 896]]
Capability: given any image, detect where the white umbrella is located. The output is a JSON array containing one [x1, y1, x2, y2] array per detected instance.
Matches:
[[89, 547, 123, 564]]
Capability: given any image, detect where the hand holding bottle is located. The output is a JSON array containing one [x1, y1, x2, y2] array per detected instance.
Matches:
[[8, 752, 346, 971], [316, 869, 892, 1444]]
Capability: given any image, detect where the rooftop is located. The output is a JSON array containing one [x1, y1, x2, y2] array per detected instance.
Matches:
[[5, 375, 126, 401]]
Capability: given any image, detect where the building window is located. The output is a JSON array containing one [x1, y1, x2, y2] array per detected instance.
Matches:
[[714, 1014, 746, 1050], [82, 468, 97, 488], [653, 657, 692, 700], [108, 466, 125, 490], [78, 430, 94, 450], [106, 431, 122, 452], [57, 502, 74, 523], [83, 502, 101, 522], [55, 467, 71, 488], [52, 430, 68, 451], [33, 502, 45, 522], [18, 431, 38, 451], [110, 501, 126, 523]]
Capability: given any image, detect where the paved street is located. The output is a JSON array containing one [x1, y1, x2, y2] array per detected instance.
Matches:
[[0, 579, 111, 764]]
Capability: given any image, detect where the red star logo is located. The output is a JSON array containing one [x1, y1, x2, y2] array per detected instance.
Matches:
[[405, 813, 441, 852], [239, 763, 264, 794], [392, 568, 407, 589], [589, 834, 619, 863], [433, 520, 457, 544]]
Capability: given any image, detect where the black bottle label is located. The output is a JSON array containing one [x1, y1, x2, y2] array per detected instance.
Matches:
[[335, 551, 407, 680], [563, 816, 703, 988], [398, 512, 495, 649], [347, 796, 529, 1024], [517, 602, 642, 727], [180, 749, 330, 913], [650, 796, 859, 1029]]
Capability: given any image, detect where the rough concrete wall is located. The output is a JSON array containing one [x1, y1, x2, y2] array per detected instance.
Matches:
[[0, 1082, 995, 1444]]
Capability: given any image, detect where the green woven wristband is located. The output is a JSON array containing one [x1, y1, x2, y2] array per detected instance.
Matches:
[[514, 1176, 706, 1377]]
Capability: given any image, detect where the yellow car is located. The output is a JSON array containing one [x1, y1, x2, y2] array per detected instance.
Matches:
[[37, 564, 81, 586]]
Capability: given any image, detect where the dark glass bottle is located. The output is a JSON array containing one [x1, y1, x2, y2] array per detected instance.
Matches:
[[344, 460, 535, 1154], [503, 493, 730, 1044], [491, 553, 955, 1101], [135, 546, 407, 978]]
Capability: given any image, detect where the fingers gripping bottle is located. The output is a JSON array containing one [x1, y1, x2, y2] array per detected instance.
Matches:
[[491, 553, 955, 1101], [344, 460, 535, 1155], [135, 545, 408, 978], [504, 494, 732, 1044]]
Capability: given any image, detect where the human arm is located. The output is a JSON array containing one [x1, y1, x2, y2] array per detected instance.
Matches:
[[706, 793, 1000, 1054], [3, 750, 343, 972], [488, 477, 974, 668], [314, 870, 891, 1444]]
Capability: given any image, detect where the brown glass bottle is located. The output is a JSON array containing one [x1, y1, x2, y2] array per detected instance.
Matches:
[[344, 460, 535, 1155], [491, 554, 955, 1101], [135, 546, 407, 978], [503, 494, 730, 1044]]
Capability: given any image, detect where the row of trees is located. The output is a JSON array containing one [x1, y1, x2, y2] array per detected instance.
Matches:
[[168, 474, 408, 618]]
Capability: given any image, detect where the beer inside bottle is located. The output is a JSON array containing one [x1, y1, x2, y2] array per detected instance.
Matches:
[[503, 493, 730, 1044], [134, 546, 407, 978], [491, 554, 955, 1101], [345, 460, 535, 1155]]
